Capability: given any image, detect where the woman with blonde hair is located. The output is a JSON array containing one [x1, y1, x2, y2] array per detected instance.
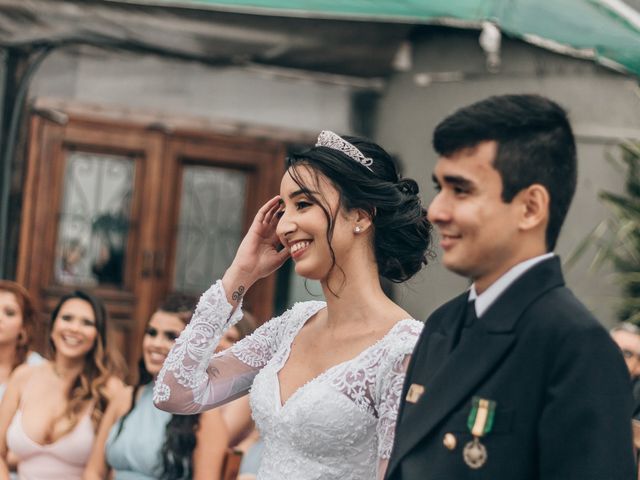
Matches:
[[0, 290, 124, 479]]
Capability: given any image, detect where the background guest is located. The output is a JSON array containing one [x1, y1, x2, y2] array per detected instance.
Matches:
[[610, 321, 640, 468], [0, 281, 44, 476], [610, 322, 640, 421], [0, 290, 124, 480], [84, 293, 228, 480], [0, 281, 43, 400], [611, 322, 640, 382]]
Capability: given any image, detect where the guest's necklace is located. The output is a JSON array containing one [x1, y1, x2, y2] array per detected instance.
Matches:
[[52, 363, 77, 380]]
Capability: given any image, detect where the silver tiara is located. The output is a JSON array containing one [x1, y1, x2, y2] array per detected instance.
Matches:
[[315, 130, 373, 171]]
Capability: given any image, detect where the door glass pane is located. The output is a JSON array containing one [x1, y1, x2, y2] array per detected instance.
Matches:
[[54, 151, 135, 287], [174, 165, 247, 293]]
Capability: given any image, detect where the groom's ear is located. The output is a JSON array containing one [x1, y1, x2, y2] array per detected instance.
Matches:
[[517, 184, 550, 232]]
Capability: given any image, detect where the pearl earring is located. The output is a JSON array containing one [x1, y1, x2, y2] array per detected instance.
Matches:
[[354, 226, 362, 233]]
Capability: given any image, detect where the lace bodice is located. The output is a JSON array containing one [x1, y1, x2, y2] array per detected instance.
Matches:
[[154, 281, 423, 480]]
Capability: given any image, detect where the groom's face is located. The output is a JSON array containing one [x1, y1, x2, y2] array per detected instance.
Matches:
[[428, 141, 522, 288]]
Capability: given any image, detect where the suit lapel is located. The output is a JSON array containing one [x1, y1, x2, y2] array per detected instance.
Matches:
[[391, 294, 467, 443], [388, 257, 566, 475], [421, 295, 468, 379], [391, 324, 515, 467]]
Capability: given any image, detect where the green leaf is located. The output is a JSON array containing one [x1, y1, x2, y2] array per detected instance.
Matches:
[[569, 140, 640, 323]]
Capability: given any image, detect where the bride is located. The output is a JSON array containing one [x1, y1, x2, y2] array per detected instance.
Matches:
[[154, 131, 433, 479]]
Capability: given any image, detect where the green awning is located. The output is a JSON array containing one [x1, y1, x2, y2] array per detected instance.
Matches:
[[127, 0, 640, 77]]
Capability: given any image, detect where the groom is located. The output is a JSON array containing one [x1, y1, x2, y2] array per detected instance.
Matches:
[[386, 95, 635, 479]]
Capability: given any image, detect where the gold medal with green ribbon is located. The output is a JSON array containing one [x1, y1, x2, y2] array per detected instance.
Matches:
[[463, 397, 496, 469]]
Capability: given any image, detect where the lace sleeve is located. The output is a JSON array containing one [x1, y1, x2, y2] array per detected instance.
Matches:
[[374, 320, 423, 480], [153, 280, 260, 414]]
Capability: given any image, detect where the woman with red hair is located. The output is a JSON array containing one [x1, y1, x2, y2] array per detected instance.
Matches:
[[0, 281, 43, 400]]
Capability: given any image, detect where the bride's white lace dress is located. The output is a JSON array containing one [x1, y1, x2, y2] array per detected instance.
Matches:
[[153, 281, 423, 480]]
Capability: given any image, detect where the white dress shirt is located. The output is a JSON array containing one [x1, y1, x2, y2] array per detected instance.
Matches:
[[468, 253, 555, 318]]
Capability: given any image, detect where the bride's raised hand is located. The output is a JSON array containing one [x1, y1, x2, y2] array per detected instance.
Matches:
[[223, 196, 289, 299]]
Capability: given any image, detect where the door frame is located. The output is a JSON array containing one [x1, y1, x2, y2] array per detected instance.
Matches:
[[18, 99, 309, 374]]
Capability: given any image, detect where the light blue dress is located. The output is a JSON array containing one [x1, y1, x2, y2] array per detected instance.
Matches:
[[106, 383, 172, 480]]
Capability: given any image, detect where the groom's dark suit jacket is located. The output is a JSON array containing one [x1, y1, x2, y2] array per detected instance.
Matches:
[[386, 257, 636, 480]]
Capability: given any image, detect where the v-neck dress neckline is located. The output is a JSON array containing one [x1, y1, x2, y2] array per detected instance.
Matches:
[[274, 317, 414, 410]]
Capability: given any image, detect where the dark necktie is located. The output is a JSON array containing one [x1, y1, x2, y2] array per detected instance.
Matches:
[[464, 300, 478, 328], [452, 300, 477, 349], [456, 300, 477, 347]]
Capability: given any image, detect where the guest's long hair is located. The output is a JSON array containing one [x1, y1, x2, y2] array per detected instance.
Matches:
[[114, 293, 200, 480], [0, 280, 38, 370], [48, 290, 113, 434]]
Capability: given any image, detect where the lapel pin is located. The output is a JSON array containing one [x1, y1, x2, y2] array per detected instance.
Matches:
[[405, 383, 425, 404], [443, 433, 457, 450], [463, 397, 496, 469]]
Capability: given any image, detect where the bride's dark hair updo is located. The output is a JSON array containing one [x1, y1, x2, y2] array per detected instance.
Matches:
[[287, 133, 433, 283]]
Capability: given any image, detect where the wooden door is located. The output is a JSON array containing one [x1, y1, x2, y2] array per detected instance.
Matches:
[[18, 108, 285, 376], [159, 132, 284, 325]]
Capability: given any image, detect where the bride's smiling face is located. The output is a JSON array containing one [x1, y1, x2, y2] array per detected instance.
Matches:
[[276, 166, 356, 281]]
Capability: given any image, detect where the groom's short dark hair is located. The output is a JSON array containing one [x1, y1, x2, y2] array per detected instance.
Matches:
[[432, 94, 577, 251]]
